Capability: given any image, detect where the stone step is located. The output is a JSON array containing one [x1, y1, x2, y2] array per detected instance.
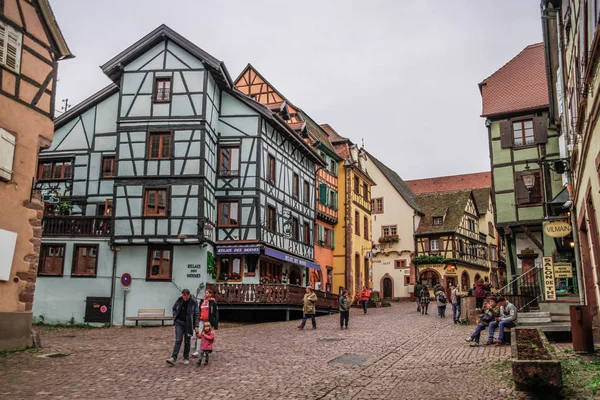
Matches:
[[517, 311, 551, 318], [518, 311, 552, 324]]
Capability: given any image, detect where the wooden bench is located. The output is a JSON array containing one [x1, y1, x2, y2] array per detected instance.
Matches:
[[125, 309, 172, 326]]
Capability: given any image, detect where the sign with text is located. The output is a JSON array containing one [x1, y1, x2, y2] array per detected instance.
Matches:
[[554, 262, 573, 278], [264, 247, 321, 270], [216, 245, 261, 255], [544, 221, 572, 238], [542, 257, 556, 301], [187, 264, 202, 278]]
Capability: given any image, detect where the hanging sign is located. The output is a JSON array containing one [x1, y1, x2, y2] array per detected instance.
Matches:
[[543, 221, 572, 238], [554, 262, 573, 278], [542, 257, 556, 301]]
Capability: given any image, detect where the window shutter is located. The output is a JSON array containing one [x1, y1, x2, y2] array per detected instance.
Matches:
[[500, 120, 513, 148], [319, 225, 325, 245], [0, 24, 5, 66], [0, 128, 16, 181], [533, 116, 547, 144], [515, 172, 531, 205], [3, 25, 22, 73], [332, 191, 338, 211], [330, 230, 335, 249], [423, 238, 430, 252], [319, 184, 327, 205]]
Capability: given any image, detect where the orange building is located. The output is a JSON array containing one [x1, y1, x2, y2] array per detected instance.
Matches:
[[0, 0, 71, 350]]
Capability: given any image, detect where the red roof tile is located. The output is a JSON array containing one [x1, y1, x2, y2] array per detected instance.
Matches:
[[479, 43, 549, 117], [319, 123, 348, 143], [406, 172, 491, 195]]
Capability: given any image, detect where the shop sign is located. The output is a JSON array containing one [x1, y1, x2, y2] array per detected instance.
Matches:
[[554, 262, 573, 278], [187, 264, 202, 278], [216, 245, 261, 255], [264, 247, 321, 270], [544, 221, 572, 238], [542, 257, 556, 301]]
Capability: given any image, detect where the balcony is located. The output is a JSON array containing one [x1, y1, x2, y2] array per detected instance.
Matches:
[[42, 216, 112, 237], [207, 283, 338, 312]]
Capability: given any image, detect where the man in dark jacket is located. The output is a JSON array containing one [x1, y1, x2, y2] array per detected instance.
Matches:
[[167, 289, 199, 365], [414, 282, 423, 312], [339, 289, 350, 329]]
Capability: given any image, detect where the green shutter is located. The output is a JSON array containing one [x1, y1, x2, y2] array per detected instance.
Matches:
[[319, 184, 327, 205], [332, 191, 338, 211], [333, 162, 338, 176], [330, 229, 335, 249], [318, 224, 325, 245]]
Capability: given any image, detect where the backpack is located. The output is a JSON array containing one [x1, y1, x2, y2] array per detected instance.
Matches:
[[438, 293, 447, 304]]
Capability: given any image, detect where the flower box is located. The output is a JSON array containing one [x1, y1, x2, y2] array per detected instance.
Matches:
[[511, 328, 562, 391]]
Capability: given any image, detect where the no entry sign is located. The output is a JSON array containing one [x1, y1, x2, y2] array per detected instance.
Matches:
[[121, 273, 132, 287]]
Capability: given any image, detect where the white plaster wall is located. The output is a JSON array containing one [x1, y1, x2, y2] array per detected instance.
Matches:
[[371, 254, 410, 299], [33, 239, 113, 324], [515, 233, 543, 270]]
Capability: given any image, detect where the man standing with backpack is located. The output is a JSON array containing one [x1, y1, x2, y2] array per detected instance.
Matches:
[[435, 287, 447, 318]]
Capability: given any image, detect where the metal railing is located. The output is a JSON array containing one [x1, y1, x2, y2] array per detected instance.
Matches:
[[497, 267, 544, 311]]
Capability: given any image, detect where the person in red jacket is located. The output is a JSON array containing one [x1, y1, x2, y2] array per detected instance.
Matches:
[[474, 279, 487, 310], [360, 286, 371, 314], [196, 322, 215, 366]]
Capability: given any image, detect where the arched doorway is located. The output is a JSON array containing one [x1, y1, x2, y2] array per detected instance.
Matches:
[[461, 271, 470, 291], [383, 277, 393, 299], [289, 267, 301, 286], [310, 269, 322, 290], [419, 269, 440, 288]]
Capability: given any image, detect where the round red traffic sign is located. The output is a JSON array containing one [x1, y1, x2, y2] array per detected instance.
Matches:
[[100, 305, 108, 313], [121, 273, 132, 287]]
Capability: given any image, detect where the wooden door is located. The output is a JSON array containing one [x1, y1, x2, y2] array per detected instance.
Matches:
[[383, 278, 393, 299]]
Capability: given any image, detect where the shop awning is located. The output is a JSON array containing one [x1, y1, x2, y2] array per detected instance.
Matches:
[[264, 247, 321, 271], [216, 245, 261, 255]]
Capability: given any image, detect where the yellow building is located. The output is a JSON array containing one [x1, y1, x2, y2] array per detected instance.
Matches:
[[320, 124, 375, 297]]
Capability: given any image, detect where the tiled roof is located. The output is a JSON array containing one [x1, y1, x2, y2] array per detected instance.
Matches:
[[366, 152, 422, 214], [288, 121, 306, 131], [319, 124, 348, 143], [406, 172, 491, 195], [333, 142, 351, 161], [472, 187, 491, 216], [415, 190, 472, 235], [479, 43, 549, 117], [304, 119, 338, 156]]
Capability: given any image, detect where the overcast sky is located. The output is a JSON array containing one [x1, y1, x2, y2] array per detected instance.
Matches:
[[51, 0, 543, 180]]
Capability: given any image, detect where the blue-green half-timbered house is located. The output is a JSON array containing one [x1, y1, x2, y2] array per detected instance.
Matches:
[[33, 25, 327, 325]]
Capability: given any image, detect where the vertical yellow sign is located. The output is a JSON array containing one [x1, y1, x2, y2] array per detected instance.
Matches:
[[542, 256, 556, 301]]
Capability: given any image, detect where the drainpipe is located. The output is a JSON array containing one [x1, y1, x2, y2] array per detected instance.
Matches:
[[552, 8, 585, 305], [109, 245, 120, 326]]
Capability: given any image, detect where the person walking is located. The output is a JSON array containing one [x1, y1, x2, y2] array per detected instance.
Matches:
[[435, 287, 447, 317], [167, 289, 199, 365], [487, 297, 517, 346], [193, 289, 219, 357], [339, 289, 350, 329], [195, 321, 215, 366], [298, 286, 318, 330], [450, 285, 463, 324], [414, 281, 423, 313], [474, 279, 487, 310], [360, 286, 371, 314], [420, 285, 431, 315]]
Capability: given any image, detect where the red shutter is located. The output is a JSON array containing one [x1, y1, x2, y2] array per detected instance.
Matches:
[[533, 116, 548, 144], [423, 238, 430, 253], [515, 172, 531, 205], [500, 120, 513, 148]]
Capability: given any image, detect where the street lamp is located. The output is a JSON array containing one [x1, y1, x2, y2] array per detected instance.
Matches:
[[521, 163, 536, 191]]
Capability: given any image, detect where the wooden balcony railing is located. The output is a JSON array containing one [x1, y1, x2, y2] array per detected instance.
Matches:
[[42, 216, 112, 237], [207, 283, 338, 310]]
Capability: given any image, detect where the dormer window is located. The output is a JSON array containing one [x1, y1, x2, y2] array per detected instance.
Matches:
[[154, 77, 171, 103], [433, 217, 443, 225]]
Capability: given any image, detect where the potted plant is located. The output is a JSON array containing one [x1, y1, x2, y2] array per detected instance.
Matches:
[[58, 201, 72, 216]]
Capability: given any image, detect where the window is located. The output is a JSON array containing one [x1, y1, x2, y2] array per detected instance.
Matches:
[[433, 217, 443, 225], [490, 246, 498, 261], [261, 260, 282, 280], [218, 147, 240, 176], [38, 244, 65, 276], [354, 176, 360, 194], [329, 190, 337, 210], [218, 256, 243, 280], [144, 189, 167, 216], [267, 154, 276, 184], [292, 174, 299, 199], [267, 205, 276, 232], [154, 77, 171, 102], [364, 216, 369, 239], [303, 222, 310, 244], [394, 259, 407, 269], [382, 225, 397, 236], [404, 276, 411, 286], [218, 201, 239, 226], [101, 156, 115, 178], [148, 132, 171, 159], [372, 198, 383, 214], [0, 128, 16, 181], [488, 222, 495, 238], [363, 183, 369, 199], [304, 180, 310, 203], [71, 244, 98, 277], [0, 22, 22, 73], [467, 219, 476, 232], [430, 239, 440, 252], [324, 227, 332, 248], [97, 199, 113, 216], [330, 160, 337, 176], [37, 160, 72, 180], [512, 120, 534, 147], [355, 211, 360, 235], [515, 170, 543, 205], [147, 246, 172, 280], [292, 217, 299, 241]]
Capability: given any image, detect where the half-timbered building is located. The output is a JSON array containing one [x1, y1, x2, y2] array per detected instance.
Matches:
[[0, 0, 71, 350], [32, 25, 332, 325]]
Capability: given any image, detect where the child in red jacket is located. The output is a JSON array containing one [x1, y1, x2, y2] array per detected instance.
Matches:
[[196, 322, 215, 366]]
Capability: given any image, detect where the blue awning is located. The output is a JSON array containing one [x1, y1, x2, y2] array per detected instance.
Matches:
[[264, 247, 321, 271]]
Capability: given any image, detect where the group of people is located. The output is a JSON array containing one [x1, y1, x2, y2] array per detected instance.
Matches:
[[298, 285, 372, 330], [167, 288, 219, 366], [413, 282, 464, 323], [466, 296, 517, 346]]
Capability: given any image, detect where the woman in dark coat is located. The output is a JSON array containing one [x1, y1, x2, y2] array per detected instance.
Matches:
[[474, 279, 487, 309], [420, 285, 431, 315]]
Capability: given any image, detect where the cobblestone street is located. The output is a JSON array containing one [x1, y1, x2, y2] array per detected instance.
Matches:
[[0, 303, 518, 399]]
